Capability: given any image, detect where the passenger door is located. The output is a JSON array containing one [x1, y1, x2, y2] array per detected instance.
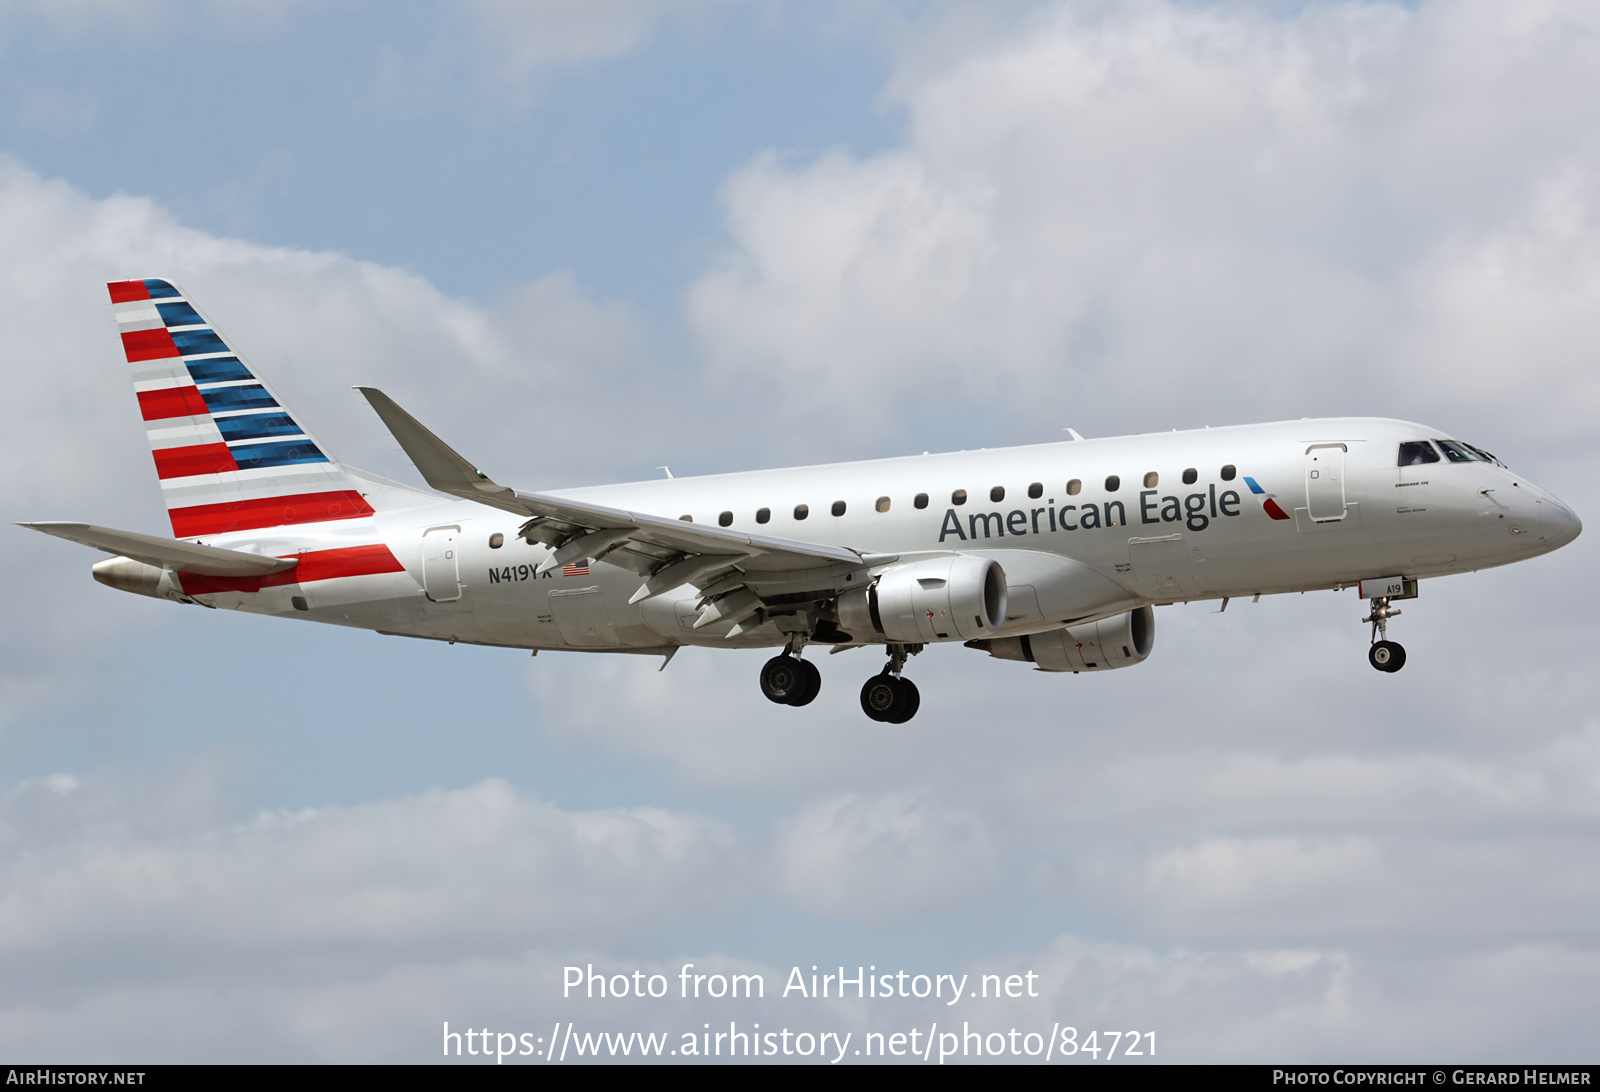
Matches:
[[1305, 445, 1348, 522]]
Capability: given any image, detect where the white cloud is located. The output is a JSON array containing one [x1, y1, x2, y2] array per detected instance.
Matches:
[[1146, 835, 1391, 910], [771, 789, 997, 921], [687, 0, 1600, 447], [0, 771, 740, 974]]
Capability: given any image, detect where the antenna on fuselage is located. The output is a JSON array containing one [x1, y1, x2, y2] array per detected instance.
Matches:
[[1064, 428, 1085, 441], [658, 466, 674, 479]]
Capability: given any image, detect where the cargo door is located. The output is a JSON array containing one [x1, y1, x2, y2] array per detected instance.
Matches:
[[422, 525, 461, 603]]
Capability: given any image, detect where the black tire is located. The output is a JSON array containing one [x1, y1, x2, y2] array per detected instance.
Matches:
[[885, 677, 920, 723], [860, 673, 905, 722], [788, 658, 822, 707], [760, 655, 806, 703], [1368, 641, 1406, 673]]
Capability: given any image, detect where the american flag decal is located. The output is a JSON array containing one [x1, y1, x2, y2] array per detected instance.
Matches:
[[562, 560, 590, 577]]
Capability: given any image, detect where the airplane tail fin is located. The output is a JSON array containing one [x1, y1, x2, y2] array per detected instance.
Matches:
[[109, 278, 375, 539]]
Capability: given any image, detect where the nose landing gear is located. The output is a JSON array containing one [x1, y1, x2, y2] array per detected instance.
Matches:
[[1364, 595, 1406, 673], [859, 643, 922, 723]]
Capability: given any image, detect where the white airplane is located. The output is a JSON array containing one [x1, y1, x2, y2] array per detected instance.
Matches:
[[24, 278, 1583, 722]]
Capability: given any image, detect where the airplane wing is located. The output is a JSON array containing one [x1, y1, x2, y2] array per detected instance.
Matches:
[[19, 522, 300, 577], [356, 388, 870, 626]]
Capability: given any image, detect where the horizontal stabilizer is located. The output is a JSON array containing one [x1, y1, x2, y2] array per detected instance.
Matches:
[[19, 522, 299, 577]]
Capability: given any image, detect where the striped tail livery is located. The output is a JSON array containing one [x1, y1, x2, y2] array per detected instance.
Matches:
[[110, 277, 374, 538]]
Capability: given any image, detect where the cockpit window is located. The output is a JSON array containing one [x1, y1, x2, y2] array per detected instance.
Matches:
[[1398, 441, 1440, 466], [1435, 439, 1488, 464]]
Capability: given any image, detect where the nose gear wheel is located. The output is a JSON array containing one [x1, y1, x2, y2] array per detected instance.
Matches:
[[1363, 595, 1407, 673], [1368, 640, 1406, 673]]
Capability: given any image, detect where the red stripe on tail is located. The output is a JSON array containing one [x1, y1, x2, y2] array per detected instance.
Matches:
[[179, 543, 405, 596], [122, 328, 179, 361], [137, 385, 210, 421], [168, 490, 375, 538], [153, 443, 238, 479], [107, 280, 151, 304]]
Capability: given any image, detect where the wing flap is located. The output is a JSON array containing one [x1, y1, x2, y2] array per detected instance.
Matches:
[[20, 522, 300, 577]]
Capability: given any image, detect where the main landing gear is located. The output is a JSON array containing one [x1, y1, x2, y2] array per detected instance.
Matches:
[[1363, 595, 1407, 673], [859, 644, 921, 724], [757, 641, 925, 722], [759, 651, 821, 706]]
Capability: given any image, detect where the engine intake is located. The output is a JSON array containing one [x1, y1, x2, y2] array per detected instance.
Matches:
[[838, 555, 1007, 643], [968, 605, 1155, 672]]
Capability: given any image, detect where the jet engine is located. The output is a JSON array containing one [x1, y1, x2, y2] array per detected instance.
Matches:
[[968, 605, 1154, 672], [837, 555, 1007, 643]]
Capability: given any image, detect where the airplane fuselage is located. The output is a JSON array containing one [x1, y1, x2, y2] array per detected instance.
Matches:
[[176, 416, 1577, 656]]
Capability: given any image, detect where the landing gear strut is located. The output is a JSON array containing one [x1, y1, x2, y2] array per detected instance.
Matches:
[[759, 639, 821, 706], [1363, 595, 1407, 673], [859, 644, 922, 723]]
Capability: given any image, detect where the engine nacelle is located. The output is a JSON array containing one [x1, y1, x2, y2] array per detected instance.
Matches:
[[837, 555, 1007, 643], [969, 605, 1154, 672]]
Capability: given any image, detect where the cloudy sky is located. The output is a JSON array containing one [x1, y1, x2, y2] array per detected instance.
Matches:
[[1, 0, 1597, 1064]]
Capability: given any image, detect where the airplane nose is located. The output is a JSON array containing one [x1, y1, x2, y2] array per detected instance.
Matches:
[[1544, 498, 1582, 549]]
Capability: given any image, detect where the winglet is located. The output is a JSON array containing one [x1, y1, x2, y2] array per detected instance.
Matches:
[[355, 387, 522, 511]]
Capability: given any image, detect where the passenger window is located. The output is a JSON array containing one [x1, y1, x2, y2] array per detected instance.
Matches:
[[1435, 439, 1486, 464], [489, 532, 504, 549], [1220, 465, 1237, 481], [1143, 472, 1158, 488], [1182, 468, 1197, 485], [1066, 479, 1082, 496], [756, 507, 771, 524], [1028, 482, 1043, 499], [952, 489, 967, 505], [914, 493, 929, 509], [794, 504, 809, 520], [679, 514, 693, 522], [831, 500, 847, 517], [990, 485, 1005, 502], [1105, 475, 1120, 492], [1398, 441, 1441, 466], [875, 496, 891, 513], [718, 511, 733, 527]]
